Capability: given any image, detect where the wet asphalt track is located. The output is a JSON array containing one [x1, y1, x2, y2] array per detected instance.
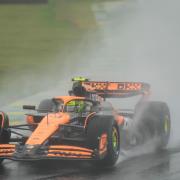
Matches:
[[1, 145, 180, 180], [1, 0, 180, 179]]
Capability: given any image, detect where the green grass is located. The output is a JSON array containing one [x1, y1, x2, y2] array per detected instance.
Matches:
[[0, 0, 96, 66], [0, 0, 97, 65], [0, 2, 80, 66]]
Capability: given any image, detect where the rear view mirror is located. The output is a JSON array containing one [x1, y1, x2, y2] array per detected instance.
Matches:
[[23, 105, 36, 110]]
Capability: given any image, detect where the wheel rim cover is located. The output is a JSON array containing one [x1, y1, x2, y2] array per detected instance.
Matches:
[[164, 115, 169, 134], [112, 127, 118, 151]]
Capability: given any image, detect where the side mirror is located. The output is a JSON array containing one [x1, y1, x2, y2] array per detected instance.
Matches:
[[23, 105, 36, 110]]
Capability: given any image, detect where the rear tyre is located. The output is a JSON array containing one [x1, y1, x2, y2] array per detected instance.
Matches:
[[135, 101, 171, 149], [86, 116, 120, 167], [0, 112, 11, 164]]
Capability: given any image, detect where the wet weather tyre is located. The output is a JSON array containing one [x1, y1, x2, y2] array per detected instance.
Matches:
[[86, 116, 120, 167], [135, 102, 171, 149], [0, 112, 11, 164]]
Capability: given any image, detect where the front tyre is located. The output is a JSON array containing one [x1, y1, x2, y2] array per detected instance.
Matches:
[[0, 112, 11, 164], [86, 116, 120, 167], [104, 123, 120, 165]]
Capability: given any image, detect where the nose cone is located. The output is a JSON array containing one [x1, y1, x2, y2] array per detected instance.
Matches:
[[26, 113, 70, 145], [13, 145, 48, 159]]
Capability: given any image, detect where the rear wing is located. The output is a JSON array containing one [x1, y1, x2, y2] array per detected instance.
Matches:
[[71, 78, 150, 99], [81, 81, 150, 98]]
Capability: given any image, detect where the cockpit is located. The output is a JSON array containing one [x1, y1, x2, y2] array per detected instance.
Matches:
[[37, 98, 94, 114]]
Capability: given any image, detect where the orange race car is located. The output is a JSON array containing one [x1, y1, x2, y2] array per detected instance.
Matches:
[[0, 77, 171, 166]]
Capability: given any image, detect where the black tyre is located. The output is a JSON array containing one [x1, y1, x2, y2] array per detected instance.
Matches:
[[86, 116, 120, 167], [135, 101, 171, 149], [0, 112, 11, 164]]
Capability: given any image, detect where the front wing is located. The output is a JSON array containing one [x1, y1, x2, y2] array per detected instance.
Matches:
[[0, 144, 103, 161]]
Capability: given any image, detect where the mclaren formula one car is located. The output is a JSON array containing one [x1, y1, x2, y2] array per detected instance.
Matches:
[[0, 77, 171, 166]]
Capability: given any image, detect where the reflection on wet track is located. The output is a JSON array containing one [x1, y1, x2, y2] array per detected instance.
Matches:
[[1, 145, 180, 180]]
